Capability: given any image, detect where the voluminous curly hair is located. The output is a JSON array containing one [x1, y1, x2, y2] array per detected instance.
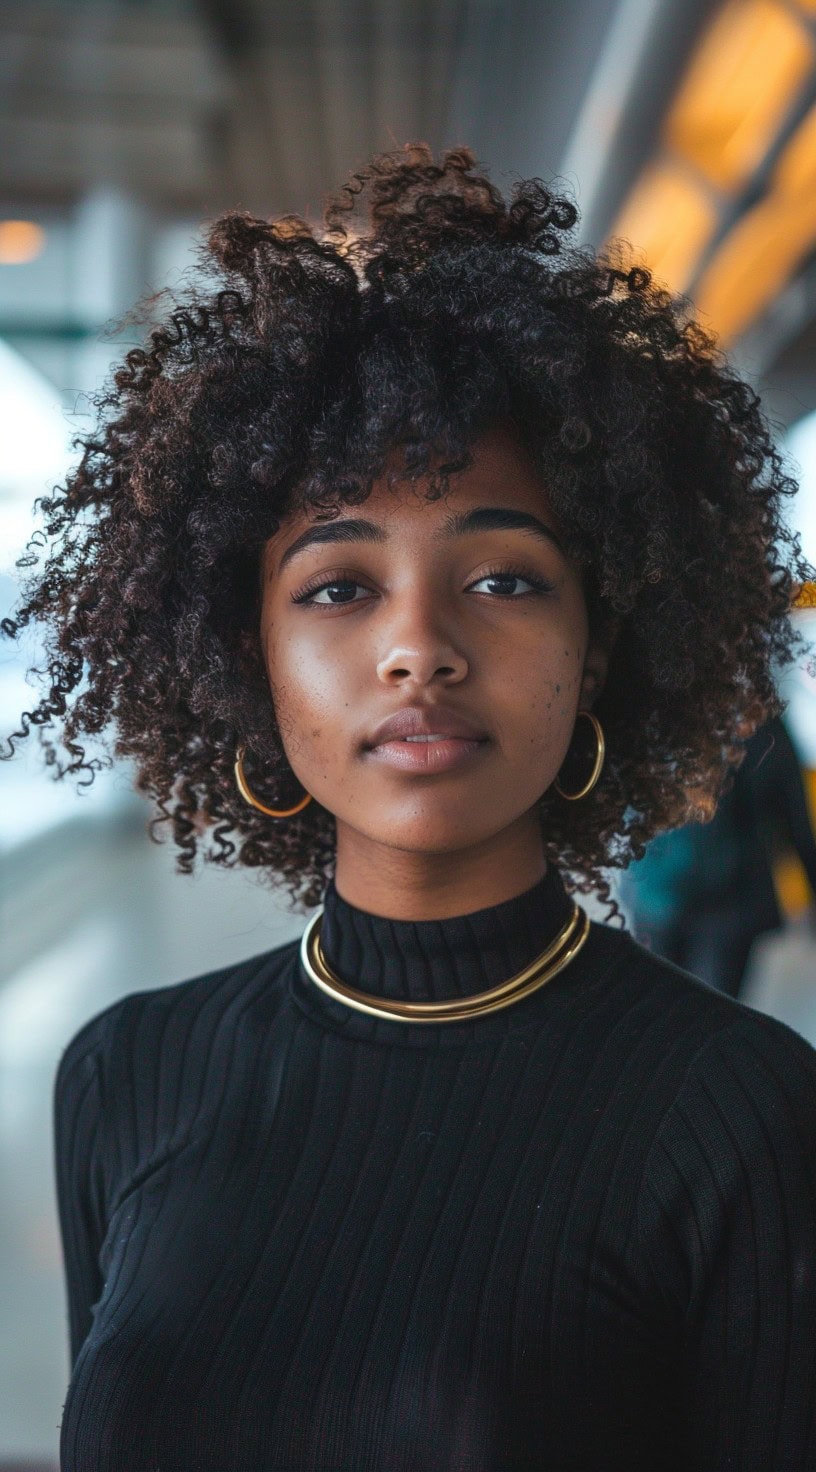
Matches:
[[2, 143, 811, 918]]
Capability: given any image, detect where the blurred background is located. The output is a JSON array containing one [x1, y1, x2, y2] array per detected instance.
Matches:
[[3, 0, 816, 1464]]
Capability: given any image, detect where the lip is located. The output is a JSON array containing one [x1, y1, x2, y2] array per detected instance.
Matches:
[[365, 736, 490, 775], [362, 704, 491, 777], [364, 704, 490, 748]]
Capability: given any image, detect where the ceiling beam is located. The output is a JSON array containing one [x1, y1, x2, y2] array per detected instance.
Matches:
[[560, 0, 720, 244]]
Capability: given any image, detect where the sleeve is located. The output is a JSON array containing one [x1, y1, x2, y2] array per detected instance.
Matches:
[[53, 1029, 109, 1370], [636, 1013, 816, 1470]]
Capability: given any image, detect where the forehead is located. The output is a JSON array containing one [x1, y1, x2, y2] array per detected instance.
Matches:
[[284, 423, 555, 542], [263, 425, 567, 586], [375, 423, 549, 510]]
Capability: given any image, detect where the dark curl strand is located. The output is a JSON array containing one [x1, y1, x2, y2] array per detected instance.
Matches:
[[2, 142, 811, 919]]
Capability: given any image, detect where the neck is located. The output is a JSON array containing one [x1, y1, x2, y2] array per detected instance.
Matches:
[[316, 861, 575, 1010], [333, 812, 548, 920]]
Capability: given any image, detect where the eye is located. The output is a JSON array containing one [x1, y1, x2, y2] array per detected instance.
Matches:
[[468, 565, 555, 597], [291, 563, 555, 607], [291, 574, 373, 606]]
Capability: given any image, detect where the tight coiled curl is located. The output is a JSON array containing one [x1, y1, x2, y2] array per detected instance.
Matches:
[[2, 142, 810, 919]]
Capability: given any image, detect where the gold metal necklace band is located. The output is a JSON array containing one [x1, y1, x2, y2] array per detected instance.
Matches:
[[299, 901, 591, 1023]]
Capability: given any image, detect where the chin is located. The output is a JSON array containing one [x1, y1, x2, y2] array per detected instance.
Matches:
[[357, 808, 508, 854]]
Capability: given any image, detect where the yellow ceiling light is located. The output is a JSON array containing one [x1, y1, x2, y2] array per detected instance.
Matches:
[[608, 161, 717, 293], [0, 219, 45, 264], [665, 0, 813, 193], [773, 99, 816, 194], [695, 190, 816, 343], [695, 100, 816, 343]]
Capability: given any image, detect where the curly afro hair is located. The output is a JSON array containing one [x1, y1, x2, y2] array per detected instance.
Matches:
[[2, 142, 811, 919]]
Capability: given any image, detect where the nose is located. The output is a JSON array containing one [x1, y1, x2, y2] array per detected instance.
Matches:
[[376, 645, 469, 687], [375, 595, 469, 689]]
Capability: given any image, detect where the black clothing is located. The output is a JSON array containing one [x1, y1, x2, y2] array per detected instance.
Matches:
[[634, 716, 816, 999], [743, 715, 816, 931], [647, 907, 759, 1001], [55, 864, 816, 1470]]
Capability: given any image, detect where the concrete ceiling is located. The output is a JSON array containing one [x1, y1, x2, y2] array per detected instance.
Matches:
[[1, 0, 814, 417], [0, 0, 715, 238]]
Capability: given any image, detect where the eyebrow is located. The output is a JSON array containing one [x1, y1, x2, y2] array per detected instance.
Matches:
[[276, 506, 565, 574]]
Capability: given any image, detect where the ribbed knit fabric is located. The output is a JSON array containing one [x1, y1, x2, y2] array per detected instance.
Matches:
[[54, 863, 816, 1471]]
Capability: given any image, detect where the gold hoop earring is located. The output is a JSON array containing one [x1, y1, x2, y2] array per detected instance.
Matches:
[[234, 744, 313, 818], [553, 711, 605, 801]]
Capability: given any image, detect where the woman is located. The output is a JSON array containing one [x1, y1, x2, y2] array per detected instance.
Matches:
[[3, 144, 816, 1470]]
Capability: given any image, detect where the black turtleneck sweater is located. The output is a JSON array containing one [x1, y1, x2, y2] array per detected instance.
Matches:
[[55, 864, 816, 1470]]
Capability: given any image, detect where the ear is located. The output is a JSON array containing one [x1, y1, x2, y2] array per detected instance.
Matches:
[[578, 616, 620, 711]]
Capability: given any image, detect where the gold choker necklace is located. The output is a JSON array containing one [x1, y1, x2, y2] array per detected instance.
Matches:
[[298, 901, 590, 1023]]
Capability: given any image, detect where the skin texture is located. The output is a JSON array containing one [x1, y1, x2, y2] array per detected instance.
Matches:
[[261, 422, 612, 919]]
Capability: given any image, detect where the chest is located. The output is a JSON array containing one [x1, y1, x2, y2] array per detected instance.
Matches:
[[66, 1041, 677, 1469]]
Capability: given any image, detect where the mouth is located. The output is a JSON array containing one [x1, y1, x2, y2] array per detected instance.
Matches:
[[363, 734, 491, 775], [361, 702, 491, 772]]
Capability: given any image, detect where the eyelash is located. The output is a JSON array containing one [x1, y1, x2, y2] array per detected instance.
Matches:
[[291, 563, 556, 606]]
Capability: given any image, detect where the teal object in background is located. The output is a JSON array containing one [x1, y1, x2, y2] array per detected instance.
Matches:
[[620, 826, 702, 930]]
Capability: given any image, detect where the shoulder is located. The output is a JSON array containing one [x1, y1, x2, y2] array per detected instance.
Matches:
[[54, 933, 302, 1102], [655, 1003, 816, 1149], [620, 920, 816, 1074], [584, 916, 816, 1100], [629, 990, 816, 1326], [628, 953, 816, 1217], [584, 917, 760, 1035], [598, 923, 816, 1258]]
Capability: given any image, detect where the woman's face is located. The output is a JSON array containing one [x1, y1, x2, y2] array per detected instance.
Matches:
[[259, 422, 610, 880]]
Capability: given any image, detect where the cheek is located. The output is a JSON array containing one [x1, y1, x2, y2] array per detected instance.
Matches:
[[498, 601, 585, 717], [499, 658, 584, 798], [511, 654, 582, 750], [264, 622, 351, 761]]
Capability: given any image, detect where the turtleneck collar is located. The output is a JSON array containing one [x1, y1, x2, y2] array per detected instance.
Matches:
[[287, 862, 583, 1049]]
